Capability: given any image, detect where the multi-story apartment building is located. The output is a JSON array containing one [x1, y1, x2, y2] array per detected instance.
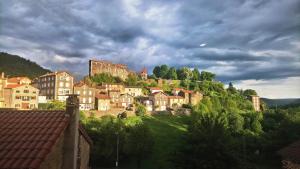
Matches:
[[0, 72, 7, 108], [101, 83, 125, 93], [149, 91, 168, 111], [124, 87, 143, 97], [3, 84, 39, 110], [74, 82, 96, 110], [38, 71, 74, 101], [89, 60, 131, 80]]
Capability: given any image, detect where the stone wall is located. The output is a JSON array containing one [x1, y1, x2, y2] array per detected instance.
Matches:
[[89, 60, 130, 80], [79, 135, 91, 169]]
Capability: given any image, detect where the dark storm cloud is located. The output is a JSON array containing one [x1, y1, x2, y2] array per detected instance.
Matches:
[[0, 0, 299, 83]]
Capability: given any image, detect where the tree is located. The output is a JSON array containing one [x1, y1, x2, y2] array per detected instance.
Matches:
[[90, 73, 116, 84], [192, 68, 200, 81], [200, 71, 216, 81], [166, 67, 178, 80], [125, 73, 138, 86], [243, 89, 257, 97], [227, 82, 237, 94], [177, 67, 193, 80], [153, 66, 161, 78], [135, 103, 147, 116], [160, 65, 169, 78], [124, 123, 154, 169]]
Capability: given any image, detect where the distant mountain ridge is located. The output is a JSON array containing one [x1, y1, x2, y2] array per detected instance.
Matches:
[[0, 52, 51, 79], [261, 98, 300, 108]]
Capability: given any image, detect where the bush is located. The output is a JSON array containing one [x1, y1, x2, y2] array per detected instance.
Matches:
[[135, 104, 147, 116]]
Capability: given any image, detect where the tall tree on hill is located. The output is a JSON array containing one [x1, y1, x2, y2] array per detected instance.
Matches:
[[160, 64, 169, 78], [192, 68, 200, 81], [153, 66, 161, 78], [227, 82, 237, 94], [177, 67, 193, 80], [200, 71, 216, 81], [243, 89, 257, 97], [166, 67, 178, 79]]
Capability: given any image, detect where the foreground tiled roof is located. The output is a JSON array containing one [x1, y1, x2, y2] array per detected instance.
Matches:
[[0, 110, 69, 169], [278, 140, 300, 162]]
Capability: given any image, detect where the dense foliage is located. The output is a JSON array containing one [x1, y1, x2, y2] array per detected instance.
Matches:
[[0, 52, 51, 78]]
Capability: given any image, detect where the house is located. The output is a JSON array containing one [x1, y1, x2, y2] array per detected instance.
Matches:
[[0, 72, 7, 108], [136, 96, 153, 111], [108, 89, 121, 103], [3, 84, 39, 110], [95, 94, 111, 111], [7, 76, 32, 85], [149, 91, 168, 111], [140, 67, 148, 80], [117, 93, 134, 108], [278, 140, 300, 169], [124, 86, 143, 97], [168, 95, 185, 109], [38, 71, 74, 101], [172, 88, 184, 96], [74, 82, 96, 110], [148, 87, 163, 94], [0, 95, 92, 169], [249, 95, 260, 111], [178, 90, 203, 105], [101, 83, 125, 93]]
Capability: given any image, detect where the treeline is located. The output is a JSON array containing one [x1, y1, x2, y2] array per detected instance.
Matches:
[[0, 52, 51, 78], [152, 64, 215, 81]]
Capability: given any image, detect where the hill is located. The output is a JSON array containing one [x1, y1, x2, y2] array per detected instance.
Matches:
[[0, 52, 51, 79], [261, 98, 300, 108]]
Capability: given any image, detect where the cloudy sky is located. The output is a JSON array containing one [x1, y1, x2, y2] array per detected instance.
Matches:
[[0, 0, 300, 98]]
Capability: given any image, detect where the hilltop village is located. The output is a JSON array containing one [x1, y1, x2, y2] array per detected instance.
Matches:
[[0, 59, 260, 116]]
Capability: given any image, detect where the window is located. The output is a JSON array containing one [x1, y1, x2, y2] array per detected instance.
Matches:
[[15, 96, 20, 99], [24, 90, 29, 93], [31, 96, 36, 100], [89, 90, 92, 95], [83, 98, 86, 103], [15, 104, 20, 108], [65, 83, 69, 87], [83, 91, 86, 95], [89, 97, 92, 103], [22, 96, 30, 101], [16, 90, 20, 93], [77, 91, 80, 95], [59, 82, 64, 87], [33, 91, 36, 94]]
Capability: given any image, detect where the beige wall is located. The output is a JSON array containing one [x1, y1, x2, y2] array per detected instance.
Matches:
[[150, 92, 168, 111], [74, 85, 95, 110], [4, 85, 39, 110], [251, 96, 260, 111], [0, 76, 6, 108], [97, 98, 110, 111], [89, 60, 130, 80], [168, 97, 185, 108], [79, 135, 91, 169], [124, 87, 142, 97]]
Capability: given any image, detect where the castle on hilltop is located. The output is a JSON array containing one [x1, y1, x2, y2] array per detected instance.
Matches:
[[89, 60, 131, 80]]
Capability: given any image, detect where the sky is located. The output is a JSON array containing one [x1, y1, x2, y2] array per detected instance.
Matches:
[[0, 0, 299, 98]]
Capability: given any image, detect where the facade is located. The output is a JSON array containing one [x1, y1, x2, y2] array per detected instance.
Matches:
[[95, 94, 111, 111], [278, 140, 300, 169], [74, 82, 96, 110], [89, 60, 130, 80], [124, 87, 143, 97], [117, 93, 134, 108], [148, 87, 163, 94], [7, 76, 31, 85], [0, 72, 7, 108], [101, 83, 125, 93], [0, 95, 92, 169], [140, 67, 148, 80], [108, 90, 121, 103], [168, 96, 185, 109], [149, 92, 168, 111], [172, 88, 184, 96], [178, 90, 203, 105], [250, 95, 260, 111], [3, 84, 39, 110], [38, 71, 74, 101]]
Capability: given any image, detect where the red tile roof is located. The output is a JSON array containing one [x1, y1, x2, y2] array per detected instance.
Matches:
[[278, 140, 300, 161], [5, 84, 24, 89], [96, 94, 110, 100], [148, 87, 162, 90], [0, 110, 70, 169], [7, 77, 31, 84]]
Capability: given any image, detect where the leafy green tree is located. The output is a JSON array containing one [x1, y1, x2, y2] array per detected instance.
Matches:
[[192, 68, 200, 81], [166, 67, 178, 79], [200, 71, 216, 81], [125, 73, 138, 86], [160, 64, 169, 78], [243, 89, 257, 96], [153, 66, 161, 78], [124, 123, 154, 169], [177, 67, 193, 80], [91, 73, 116, 84], [135, 103, 147, 116]]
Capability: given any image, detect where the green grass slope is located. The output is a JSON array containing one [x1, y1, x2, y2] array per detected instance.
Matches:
[[0, 52, 51, 79]]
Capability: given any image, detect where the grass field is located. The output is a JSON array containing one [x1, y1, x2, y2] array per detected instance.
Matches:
[[124, 114, 189, 169]]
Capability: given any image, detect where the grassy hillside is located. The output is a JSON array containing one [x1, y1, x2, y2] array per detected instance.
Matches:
[[0, 52, 51, 79], [262, 98, 300, 108]]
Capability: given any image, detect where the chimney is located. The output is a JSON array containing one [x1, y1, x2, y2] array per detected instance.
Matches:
[[62, 94, 80, 169]]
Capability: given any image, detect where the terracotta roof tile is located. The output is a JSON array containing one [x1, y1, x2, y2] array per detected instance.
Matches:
[[0, 110, 69, 169], [5, 84, 24, 89]]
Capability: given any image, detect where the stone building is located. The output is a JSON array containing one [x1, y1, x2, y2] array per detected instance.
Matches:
[[101, 83, 125, 93], [108, 89, 121, 103], [89, 60, 130, 80], [0, 95, 92, 169], [37, 71, 74, 101], [124, 86, 143, 97], [140, 67, 148, 80], [149, 91, 168, 111], [0, 72, 7, 108], [168, 96, 185, 109], [178, 90, 203, 105], [117, 93, 134, 108], [74, 82, 96, 110], [3, 84, 39, 110], [95, 94, 111, 111], [250, 95, 260, 111]]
